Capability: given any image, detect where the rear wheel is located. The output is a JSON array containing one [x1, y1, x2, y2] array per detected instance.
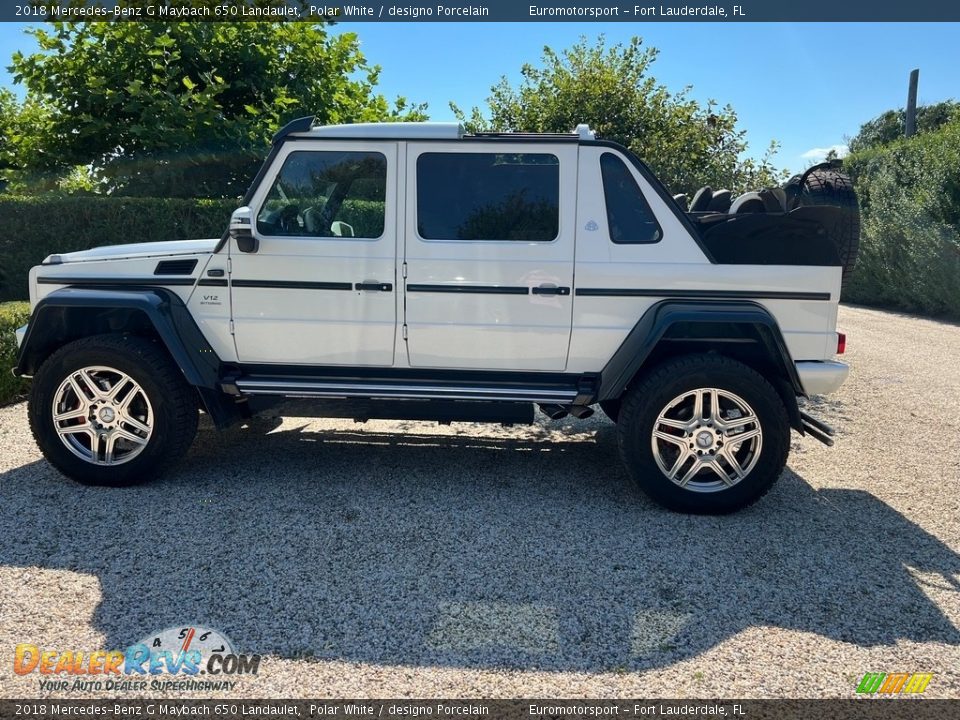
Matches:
[[29, 334, 199, 487], [617, 354, 790, 514]]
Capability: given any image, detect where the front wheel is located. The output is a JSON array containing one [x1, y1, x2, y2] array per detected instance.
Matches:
[[617, 354, 790, 514], [29, 334, 199, 487]]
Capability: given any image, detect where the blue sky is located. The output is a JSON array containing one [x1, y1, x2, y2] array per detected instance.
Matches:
[[2, 22, 958, 173]]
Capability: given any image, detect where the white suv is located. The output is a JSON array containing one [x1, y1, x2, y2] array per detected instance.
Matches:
[[14, 119, 852, 513]]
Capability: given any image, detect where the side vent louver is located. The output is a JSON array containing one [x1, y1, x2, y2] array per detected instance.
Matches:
[[154, 259, 198, 276]]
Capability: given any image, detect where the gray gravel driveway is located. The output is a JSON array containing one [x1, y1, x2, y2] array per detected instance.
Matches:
[[1, 304, 958, 698]]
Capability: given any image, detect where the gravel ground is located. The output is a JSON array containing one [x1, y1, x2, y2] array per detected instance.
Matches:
[[1, 304, 958, 699]]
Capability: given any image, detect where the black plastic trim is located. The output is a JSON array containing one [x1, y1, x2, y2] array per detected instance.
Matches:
[[598, 299, 805, 403], [532, 286, 571, 296], [15, 287, 238, 428], [355, 282, 393, 292], [577, 288, 831, 301], [407, 284, 529, 295], [198, 279, 228, 287], [37, 276, 196, 287], [154, 259, 198, 276], [272, 115, 315, 144], [231, 279, 352, 291]]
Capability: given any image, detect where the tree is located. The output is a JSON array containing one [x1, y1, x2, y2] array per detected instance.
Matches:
[[9, 22, 426, 197], [0, 89, 58, 191], [452, 36, 784, 196], [848, 100, 960, 153]]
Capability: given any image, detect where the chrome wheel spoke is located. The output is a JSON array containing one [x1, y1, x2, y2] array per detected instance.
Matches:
[[58, 423, 93, 437], [704, 456, 736, 486], [705, 389, 720, 423], [692, 389, 705, 422], [106, 376, 132, 402], [120, 412, 151, 435], [677, 459, 702, 487], [102, 434, 117, 464], [54, 406, 88, 423], [726, 427, 760, 446], [75, 369, 105, 401], [667, 450, 694, 480], [652, 386, 763, 493], [653, 429, 688, 448], [657, 416, 691, 431], [53, 365, 153, 466], [716, 414, 751, 431], [114, 427, 148, 447], [89, 431, 102, 460]]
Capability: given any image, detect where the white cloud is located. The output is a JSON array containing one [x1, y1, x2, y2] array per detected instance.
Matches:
[[800, 144, 850, 162]]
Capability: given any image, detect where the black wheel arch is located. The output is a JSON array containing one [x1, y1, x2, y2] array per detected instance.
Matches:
[[15, 287, 242, 428], [597, 300, 805, 433]]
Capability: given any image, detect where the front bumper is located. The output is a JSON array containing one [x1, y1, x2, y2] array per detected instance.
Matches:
[[796, 360, 849, 396]]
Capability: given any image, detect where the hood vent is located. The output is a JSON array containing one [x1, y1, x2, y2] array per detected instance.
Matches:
[[154, 259, 198, 276]]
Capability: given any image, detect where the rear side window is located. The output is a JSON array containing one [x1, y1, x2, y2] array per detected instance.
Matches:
[[600, 152, 662, 244], [257, 151, 386, 239], [417, 152, 559, 241]]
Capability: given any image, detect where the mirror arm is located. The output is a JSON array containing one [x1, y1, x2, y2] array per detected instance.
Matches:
[[231, 227, 259, 253]]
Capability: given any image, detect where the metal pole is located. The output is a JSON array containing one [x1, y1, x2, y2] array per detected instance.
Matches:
[[905, 68, 919, 137]]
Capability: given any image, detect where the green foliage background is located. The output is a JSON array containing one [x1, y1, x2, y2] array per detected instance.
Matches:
[[0, 301, 30, 405], [0, 196, 386, 302], [4, 21, 425, 197], [453, 36, 786, 196], [842, 116, 960, 317]]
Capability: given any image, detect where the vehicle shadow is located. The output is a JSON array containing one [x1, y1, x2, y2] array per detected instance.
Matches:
[[1, 414, 958, 672]]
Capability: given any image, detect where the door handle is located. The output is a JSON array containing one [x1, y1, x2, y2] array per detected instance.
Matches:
[[532, 285, 570, 296], [355, 282, 393, 292]]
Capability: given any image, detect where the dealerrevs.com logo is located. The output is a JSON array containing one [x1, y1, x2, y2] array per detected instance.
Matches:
[[13, 626, 260, 693]]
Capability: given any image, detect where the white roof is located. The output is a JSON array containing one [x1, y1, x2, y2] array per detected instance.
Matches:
[[297, 122, 465, 140]]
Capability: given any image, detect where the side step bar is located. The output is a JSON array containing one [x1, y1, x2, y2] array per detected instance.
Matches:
[[230, 377, 579, 404], [800, 410, 835, 447]]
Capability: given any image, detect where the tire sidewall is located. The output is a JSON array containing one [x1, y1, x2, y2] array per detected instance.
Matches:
[[619, 361, 789, 514], [30, 337, 186, 486]]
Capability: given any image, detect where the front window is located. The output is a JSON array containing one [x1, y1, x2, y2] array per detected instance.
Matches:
[[257, 151, 387, 239]]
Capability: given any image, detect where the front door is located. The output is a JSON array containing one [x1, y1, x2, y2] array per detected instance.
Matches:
[[402, 143, 577, 371], [229, 142, 398, 366]]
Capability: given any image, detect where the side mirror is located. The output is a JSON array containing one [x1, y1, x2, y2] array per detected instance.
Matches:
[[229, 206, 258, 253]]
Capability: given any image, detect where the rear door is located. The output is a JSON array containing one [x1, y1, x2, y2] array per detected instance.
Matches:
[[402, 142, 577, 371], [229, 141, 398, 366]]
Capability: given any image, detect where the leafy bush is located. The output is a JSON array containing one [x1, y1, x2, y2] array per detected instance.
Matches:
[[0, 196, 234, 301], [0, 196, 390, 301], [0, 301, 30, 405], [843, 118, 960, 317]]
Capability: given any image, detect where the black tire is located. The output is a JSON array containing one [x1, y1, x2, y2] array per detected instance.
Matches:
[[29, 334, 199, 487], [617, 354, 790, 514], [785, 169, 860, 282]]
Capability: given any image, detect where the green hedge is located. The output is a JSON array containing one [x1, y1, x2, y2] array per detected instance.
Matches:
[[842, 119, 960, 317], [0, 196, 389, 301], [0, 301, 31, 405], [0, 197, 235, 302]]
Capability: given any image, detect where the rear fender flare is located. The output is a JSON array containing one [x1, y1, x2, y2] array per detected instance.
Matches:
[[597, 300, 805, 428]]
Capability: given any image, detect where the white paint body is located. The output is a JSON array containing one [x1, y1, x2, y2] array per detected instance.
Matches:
[[27, 131, 848, 396]]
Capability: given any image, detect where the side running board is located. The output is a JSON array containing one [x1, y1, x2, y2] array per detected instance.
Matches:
[[800, 410, 835, 446], [227, 376, 581, 404]]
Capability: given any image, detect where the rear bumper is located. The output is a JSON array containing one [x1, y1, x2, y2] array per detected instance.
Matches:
[[796, 360, 849, 396]]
